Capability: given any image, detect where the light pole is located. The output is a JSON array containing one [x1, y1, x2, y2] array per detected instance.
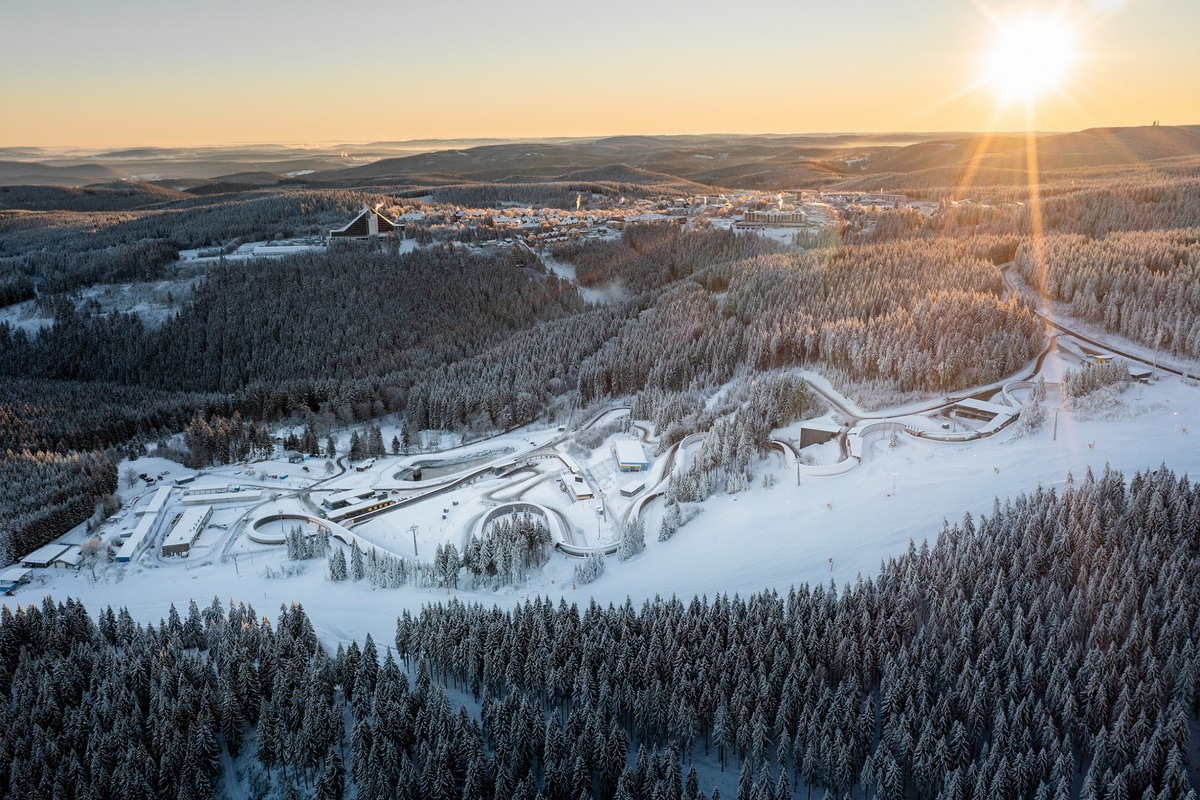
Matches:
[[1152, 328, 1163, 379], [891, 472, 897, 497]]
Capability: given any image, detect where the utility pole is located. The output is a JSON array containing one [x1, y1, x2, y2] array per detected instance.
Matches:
[[1152, 329, 1162, 379]]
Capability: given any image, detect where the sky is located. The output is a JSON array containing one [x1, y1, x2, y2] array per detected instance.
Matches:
[[1, 0, 1197, 147]]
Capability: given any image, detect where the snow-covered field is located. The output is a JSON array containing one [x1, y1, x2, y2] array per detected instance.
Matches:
[[15, 353, 1200, 652], [542, 255, 628, 305], [0, 277, 201, 332]]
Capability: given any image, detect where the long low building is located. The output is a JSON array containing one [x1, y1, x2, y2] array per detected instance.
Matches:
[[183, 484, 233, 497], [116, 505, 169, 563], [322, 488, 376, 511], [182, 489, 261, 505], [21, 543, 70, 569], [138, 486, 173, 516], [162, 506, 213, 557]]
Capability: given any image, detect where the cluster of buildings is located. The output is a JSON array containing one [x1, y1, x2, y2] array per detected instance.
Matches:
[[326, 191, 844, 250]]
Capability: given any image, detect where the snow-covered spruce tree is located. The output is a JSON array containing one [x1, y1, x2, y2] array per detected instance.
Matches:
[[1013, 392, 1046, 436], [285, 525, 325, 560], [1062, 359, 1131, 405], [328, 548, 347, 581], [434, 542, 460, 589], [617, 518, 645, 561], [572, 551, 605, 584], [658, 501, 682, 542]]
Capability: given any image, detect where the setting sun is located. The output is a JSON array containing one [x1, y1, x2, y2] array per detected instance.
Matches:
[[983, 11, 1078, 103]]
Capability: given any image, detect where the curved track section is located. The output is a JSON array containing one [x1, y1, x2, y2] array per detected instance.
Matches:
[[249, 512, 375, 552], [475, 502, 556, 541]]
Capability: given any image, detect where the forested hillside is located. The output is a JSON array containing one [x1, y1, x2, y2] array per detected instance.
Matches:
[[0, 450, 115, 563], [4, 466, 1199, 799], [1015, 229, 1200, 360], [0, 189, 385, 302]]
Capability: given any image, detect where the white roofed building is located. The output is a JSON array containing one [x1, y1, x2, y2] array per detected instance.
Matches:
[[21, 543, 70, 569], [614, 440, 650, 472], [162, 506, 213, 557]]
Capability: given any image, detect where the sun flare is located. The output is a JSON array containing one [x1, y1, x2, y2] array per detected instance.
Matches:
[[983, 11, 1078, 103]]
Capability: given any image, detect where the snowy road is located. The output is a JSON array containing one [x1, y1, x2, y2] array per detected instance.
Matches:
[[998, 262, 1199, 379]]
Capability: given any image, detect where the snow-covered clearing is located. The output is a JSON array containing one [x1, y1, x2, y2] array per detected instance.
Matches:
[[0, 299, 54, 334], [542, 255, 628, 305], [177, 239, 327, 263], [0, 277, 200, 332]]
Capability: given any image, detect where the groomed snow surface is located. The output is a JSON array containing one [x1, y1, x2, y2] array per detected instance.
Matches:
[[13, 357, 1200, 657]]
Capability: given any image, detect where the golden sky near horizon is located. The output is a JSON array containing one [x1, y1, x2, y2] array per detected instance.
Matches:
[[1, 0, 1197, 148]]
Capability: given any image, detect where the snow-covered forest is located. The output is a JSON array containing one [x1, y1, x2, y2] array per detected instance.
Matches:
[[1015, 230, 1200, 360], [4, 466, 1200, 798], [0, 449, 115, 563]]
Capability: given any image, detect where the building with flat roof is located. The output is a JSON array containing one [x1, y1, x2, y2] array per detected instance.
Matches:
[[800, 420, 843, 449], [567, 474, 595, 501], [116, 500, 172, 563], [1, 567, 32, 593], [162, 506, 213, 557], [322, 488, 376, 511], [182, 489, 261, 505], [620, 478, 646, 497], [21, 543, 70, 569], [614, 440, 650, 472], [52, 545, 84, 569], [138, 486, 172, 516], [738, 210, 807, 227]]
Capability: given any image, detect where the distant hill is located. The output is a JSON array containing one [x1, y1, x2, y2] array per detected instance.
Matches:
[[550, 164, 713, 194], [0, 181, 191, 211], [0, 161, 127, 187], [823, 126, 1200, 187], [1034, 125, 1200, 167], [5, 125, 1197, 195], [184, 172, 292, 195]]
